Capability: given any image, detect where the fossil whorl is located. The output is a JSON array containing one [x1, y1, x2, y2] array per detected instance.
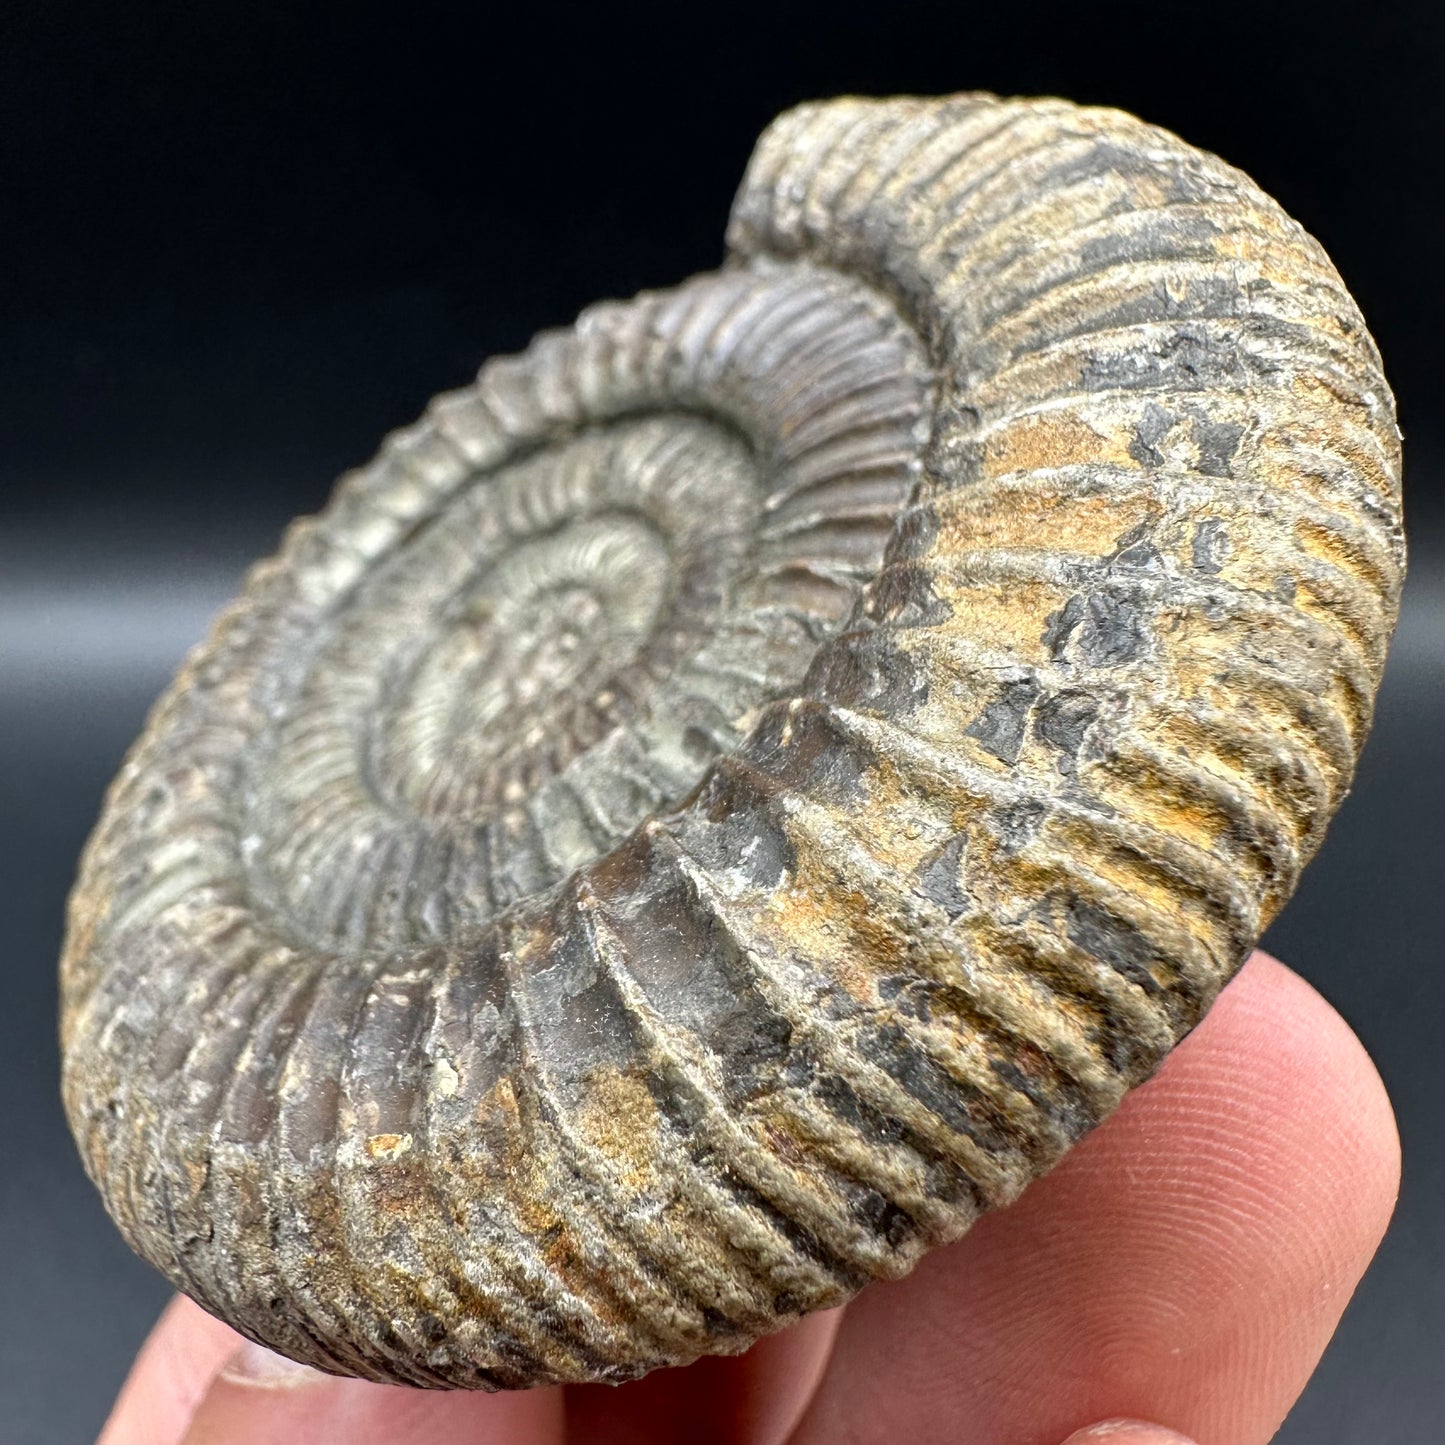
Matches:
[[61, 93, 1404, 1389]]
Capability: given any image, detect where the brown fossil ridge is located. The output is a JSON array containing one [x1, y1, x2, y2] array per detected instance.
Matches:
[[60, 93, 1404, 1388]]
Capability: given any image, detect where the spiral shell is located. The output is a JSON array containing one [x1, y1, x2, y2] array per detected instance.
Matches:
[[61, 93, 1404, 1389]]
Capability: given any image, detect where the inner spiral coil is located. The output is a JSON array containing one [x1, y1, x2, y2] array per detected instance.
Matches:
[[228, 264, 935, 953]]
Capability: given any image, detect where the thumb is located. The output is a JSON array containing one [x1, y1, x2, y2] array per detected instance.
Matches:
[[1060, 1425, 1199, 1445], [178, 1343, 340, 1444], [175, 1339, 563, 1445]]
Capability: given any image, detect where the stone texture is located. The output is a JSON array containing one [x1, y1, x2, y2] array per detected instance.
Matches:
[[60, 93, 1404, 1389]]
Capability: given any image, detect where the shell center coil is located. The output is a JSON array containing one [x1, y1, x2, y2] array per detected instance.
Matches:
[[239, 412, 855, 949]]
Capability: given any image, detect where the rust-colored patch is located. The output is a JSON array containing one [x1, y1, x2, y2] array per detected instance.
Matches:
[[574, 1065, 662, 1195], [937, 577, 1071, 668], [979, 411, 1134, 484], [364, 1132, 412, 1161]]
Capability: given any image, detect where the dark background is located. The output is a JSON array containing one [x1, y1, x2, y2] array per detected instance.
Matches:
[[2, 3, 1440, 1441]]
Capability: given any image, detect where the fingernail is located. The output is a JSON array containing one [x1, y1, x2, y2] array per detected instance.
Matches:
[[217, 1340, 329, 1388], [1060, 1423, 1199, 1445]]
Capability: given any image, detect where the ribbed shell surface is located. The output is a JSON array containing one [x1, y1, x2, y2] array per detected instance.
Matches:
[[60, 93, 1404, 1389]]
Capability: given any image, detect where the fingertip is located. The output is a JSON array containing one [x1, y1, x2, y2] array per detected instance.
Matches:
[[1046, 950, 1403, 1439], [98, 1296, 245, 1445], [789, 949, 1402, 1445], [211, 1340, 334, 1389], [1230, 951, 1401, 1204], [1059, 1423, 1198, 1445], [178, 1344, 341, 1444], [177, 1344, 566, 1445], [565, 1304, 844, 1445], [101, 1295, 567, 1445], [1186, 951, 1401, 1270]]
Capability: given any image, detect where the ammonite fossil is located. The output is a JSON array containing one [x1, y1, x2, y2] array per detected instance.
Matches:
[[61, 93, 1404, 1389]]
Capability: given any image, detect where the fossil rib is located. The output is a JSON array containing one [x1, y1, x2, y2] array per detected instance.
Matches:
[[61, 93, 1404, 1389]]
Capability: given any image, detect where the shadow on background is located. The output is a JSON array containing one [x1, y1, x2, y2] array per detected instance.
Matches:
[[2, 3, 1441, 1440]]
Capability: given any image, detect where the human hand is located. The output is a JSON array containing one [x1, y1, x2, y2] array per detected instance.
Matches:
[[97, 951, 1398, 1445]]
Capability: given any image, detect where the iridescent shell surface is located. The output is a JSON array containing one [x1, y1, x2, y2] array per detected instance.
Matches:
[[61, 93, 1404, 1388]]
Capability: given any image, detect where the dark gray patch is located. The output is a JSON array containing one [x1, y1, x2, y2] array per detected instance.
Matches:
[[599, 861, 795, 1102], [865, 559, 951, 627], [964, 677, 1041, 764], [726, 811, 795, 890], [888, 502, 940, 559], [708, 1003, 794, 1100], [924, 428, 987, 494], [914, 833, 971, 919], [1044, 139, 1228, 209], [1032, 690, 1101, 774], [437, 935, 515, 1073], [1273, 573, 1298, 603], [1191, 518, 1230, 574], [714, 1173, 868, 1293], [877, 973, 936, 1021], [642, 1065, 708, 1132], [742, 701, 873, 806], [1161, 157, 1231, 206], [1191, 416, 1244, 477], [541, 916, 602, 998], [528, 917, 641, 1084], [1062, 895, 1162, 995], [1081, 325, 1249, 394], [863, 1023, 1011, 1151], [1042, 594, 1088, 657], [1043, 587, 1150, 668], [1128, 401, 1176, 467], [1172, 270, 1247, 319], [805, 1066, 984, 1214], [988, 1055, 1092, 1142], [849, 1189, 916, 1248], [807, 1068, 908, 1147], [1010, 270, 1246, 359], [991, 797, 1047, 852], [678, 783, 796, 892], [1217, 809, 1294, 895], [805, 628, 929, 715], [1097, 1024, 1155, 1080], [1078, 210, 1221, 271], [1040, 138, 1157, 194], [1109, 534, 1167, 572]]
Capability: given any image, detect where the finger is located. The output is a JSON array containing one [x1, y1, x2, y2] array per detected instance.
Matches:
[[177, 1341, 564, 1445], [787, 952, 1401, 1445], [98, 1296, 240, 1445], [98, 1294, 565, 1445], [564, 1306, 843, 1445], [1063, 1421, 1196, 1445], [1061, 1425, 1199, 1445]]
